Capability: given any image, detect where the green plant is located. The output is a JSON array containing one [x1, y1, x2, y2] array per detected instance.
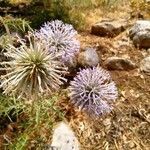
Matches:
[[0, 94, 25, 132], [105, 0, 119, 7], [12, 134, 29, 150], [6, 93, 64, 149], [29, 0, 86, 30], [0, 89, 65, 149], [0, 16, 32, 36], [0, 33, 67, 99], [68, 0, 93, 8], [49, 0, 73, 23], [0, 34, 11, 49], [0, 95, 24, 120], [29, 9, 52, 29]]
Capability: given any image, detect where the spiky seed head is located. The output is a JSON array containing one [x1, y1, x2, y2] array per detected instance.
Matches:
[[35, 20, 80, 64], [0, 33, 67, 99], [69, 67, 118, 117]]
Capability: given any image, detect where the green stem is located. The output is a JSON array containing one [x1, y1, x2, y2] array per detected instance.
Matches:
[[0, 16, 12, 44]]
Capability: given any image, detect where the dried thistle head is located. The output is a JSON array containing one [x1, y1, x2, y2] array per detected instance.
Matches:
[[0, 33, 67, 99], [35, 20, 80, 64], [69, 67, 118, 117]]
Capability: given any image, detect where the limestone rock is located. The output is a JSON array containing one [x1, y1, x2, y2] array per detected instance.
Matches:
[[104, 57, 137, 70], [140, 56, 150, 75], [77, 47, 100, 67], [50, 122, 79, 150], [129, 20, 150, 38], [129, 20, 150, 48], [91, 19, 127, 37]]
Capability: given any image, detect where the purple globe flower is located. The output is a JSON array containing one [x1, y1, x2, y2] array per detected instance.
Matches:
[[69, 67, 118, 117], [35, 20, 80, 64]]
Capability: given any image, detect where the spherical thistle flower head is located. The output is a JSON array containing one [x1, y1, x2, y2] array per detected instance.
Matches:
[[35, 20, 80, 64], [0, 33, 67, 99], [69, 67, 118, 117]]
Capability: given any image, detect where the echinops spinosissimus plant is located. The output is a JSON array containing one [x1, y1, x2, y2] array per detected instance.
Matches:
[[0, 33, 67, 99], [35, 20, 80, 64], [69, 67, 118, 117]]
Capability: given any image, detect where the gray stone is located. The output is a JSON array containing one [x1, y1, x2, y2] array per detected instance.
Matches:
[[129, 20, 150, 48], [91, 19, 127, 37], [104, 57, 137, 70], [132, 30, 150, 48], [77, 47, 100, 67], [140, 56, 150, 75], [129, 20, 150, 38], [50, 122, 79, 150]]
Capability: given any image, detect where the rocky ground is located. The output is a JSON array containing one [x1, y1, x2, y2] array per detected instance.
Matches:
[[0, 1, 150, 150], [61, 16, 150, 150]]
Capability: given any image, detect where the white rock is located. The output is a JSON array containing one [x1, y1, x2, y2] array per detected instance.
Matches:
[[140, 56, 150, 75], [77, 47, 100, 67], [129, 20, 150, 48], [50, 122, 80, 150]]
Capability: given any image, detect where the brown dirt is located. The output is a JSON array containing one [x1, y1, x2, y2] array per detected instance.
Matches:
[[60, 12, 150, 149], [61, 31, 150, 150]]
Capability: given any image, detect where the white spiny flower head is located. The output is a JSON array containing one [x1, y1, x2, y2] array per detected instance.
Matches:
[[0, 33, 67, 99], [35, 20, 80, 64], [69, 66, 118, 117]]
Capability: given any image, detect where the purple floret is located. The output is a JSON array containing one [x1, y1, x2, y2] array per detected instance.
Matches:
[[69, 67, 118, 117], [35, 20, 80, 64]]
